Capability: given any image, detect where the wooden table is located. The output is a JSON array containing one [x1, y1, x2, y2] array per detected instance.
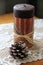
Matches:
[[0, 13, 43, 65], [0, 13, 14, 24]]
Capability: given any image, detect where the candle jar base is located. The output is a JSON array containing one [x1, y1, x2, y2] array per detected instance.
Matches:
[[14, 37, 33, 49]]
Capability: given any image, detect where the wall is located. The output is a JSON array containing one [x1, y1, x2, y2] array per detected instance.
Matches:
[[6, 0, 27, 13], [0, 0, 6, 15]]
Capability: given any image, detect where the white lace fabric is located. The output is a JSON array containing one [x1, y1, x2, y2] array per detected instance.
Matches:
[[0, 19, 43, 65]]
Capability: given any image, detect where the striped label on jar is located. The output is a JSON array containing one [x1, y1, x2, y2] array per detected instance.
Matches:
[[14, 18, 34, 35]]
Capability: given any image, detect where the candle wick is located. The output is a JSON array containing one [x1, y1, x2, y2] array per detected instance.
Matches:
[[24, 5, 26, 7]]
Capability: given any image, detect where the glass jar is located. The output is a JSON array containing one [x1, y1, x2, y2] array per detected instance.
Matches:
[[13, 4, 35, 48]]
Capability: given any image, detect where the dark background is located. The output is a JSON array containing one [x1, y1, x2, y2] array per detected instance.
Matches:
[[0, 0, 43, 18]]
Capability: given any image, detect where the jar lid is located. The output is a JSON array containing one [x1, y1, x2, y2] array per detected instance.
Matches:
[[13, 4, 35, 18]]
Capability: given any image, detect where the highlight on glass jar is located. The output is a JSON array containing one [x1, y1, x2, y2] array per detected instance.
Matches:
[[13, 4, 35, 49]]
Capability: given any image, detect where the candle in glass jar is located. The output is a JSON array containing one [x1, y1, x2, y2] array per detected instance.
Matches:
[[13, 4, 34, 48]]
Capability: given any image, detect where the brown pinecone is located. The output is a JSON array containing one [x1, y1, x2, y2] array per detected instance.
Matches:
[[10, 41, 28, 59]]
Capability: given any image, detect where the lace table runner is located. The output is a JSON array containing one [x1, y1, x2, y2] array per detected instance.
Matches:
[[0, 19, 43, 65]]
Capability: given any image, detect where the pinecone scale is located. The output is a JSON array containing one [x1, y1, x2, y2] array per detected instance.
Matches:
[[10, 41, 28, 59]]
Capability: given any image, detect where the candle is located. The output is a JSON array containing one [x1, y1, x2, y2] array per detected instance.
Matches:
[[13, 4, 35, 48]]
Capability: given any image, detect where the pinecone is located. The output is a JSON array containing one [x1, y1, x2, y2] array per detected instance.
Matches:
[[10, 41, 28, 59]]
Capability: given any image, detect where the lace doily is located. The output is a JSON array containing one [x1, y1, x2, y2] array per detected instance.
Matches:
[[0, 19, 43, 65]]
